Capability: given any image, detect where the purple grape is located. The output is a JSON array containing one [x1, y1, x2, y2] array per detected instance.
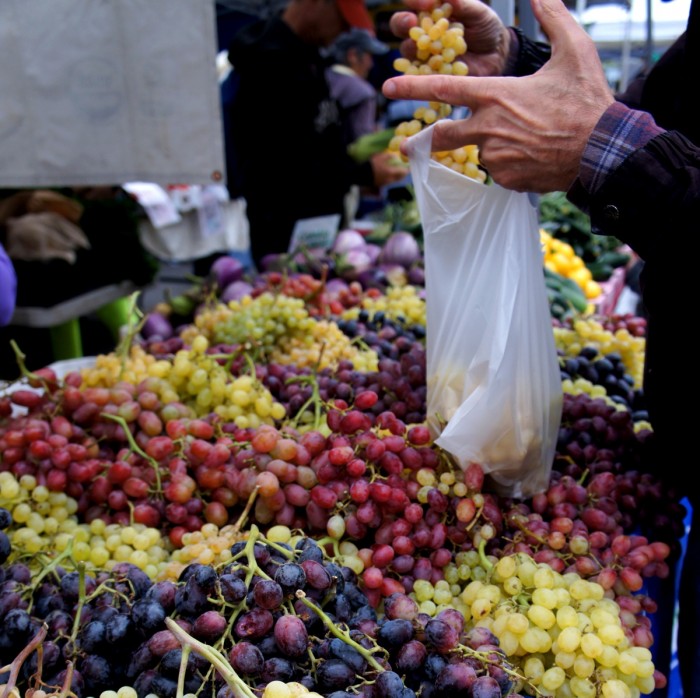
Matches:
[[396, 639, 428, 673], [434, 662, 478, 694], [175, 579, 211, 616], [150, 673, 178, 698], [192, 610, 227, 642], [383, 593, 419, 621], [315, 658, 357, 692], [78, 620, 107, 653], [471, 675, 503, 698], [105, 613, 134, 644], [144, 580, 177, 612], [329, 638, 366, 674], [111, 562, 152, 598], [253, 579, 284, 609], [274, 615, 309, 657], [80, 654, 112, 692], [0, 508, 11, 529], [60, 571, 96, 601], [424, 619, 459, 652], [300, 560, 333, 591], [131, 598, 166, 634], [126, 643, 156, 679], [375, 670, 405, 696], [0, 532, 10, 565], [4, 608, 32, 641], [377, 618, 414, 648], [219, 574, 247, 603], [261, 656, 295, 683], [228, 641, 264, 675], [160, 648, 198, 677], [234, 607, 274, 640]]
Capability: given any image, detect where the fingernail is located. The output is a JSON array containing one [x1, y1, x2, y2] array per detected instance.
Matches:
[[383, 80, 397, 97]]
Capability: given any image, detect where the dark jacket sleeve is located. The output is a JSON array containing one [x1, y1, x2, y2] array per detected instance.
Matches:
[[504, 27, 551, 76], [573, 131, 700, 266]]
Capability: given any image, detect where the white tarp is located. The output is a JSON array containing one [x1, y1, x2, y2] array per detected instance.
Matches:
[[0, 0, 225, 187]]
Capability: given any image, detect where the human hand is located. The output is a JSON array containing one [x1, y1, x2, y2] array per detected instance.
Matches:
[[383, 0, 615, 193], [390, 0, 512, 78], [0, 189, 83, 227], [5, 212, 91, 264], [370, 151, 411, 187]]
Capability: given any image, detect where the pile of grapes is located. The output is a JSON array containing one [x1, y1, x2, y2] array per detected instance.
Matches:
[[0, 4, 684, 696], [0, 255, 685, 698]]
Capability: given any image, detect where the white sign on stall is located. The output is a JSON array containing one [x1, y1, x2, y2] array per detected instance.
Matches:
[[0, 0, 225, 187]]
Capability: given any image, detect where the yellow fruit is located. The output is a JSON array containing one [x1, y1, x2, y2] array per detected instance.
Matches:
[[552, 252, 574, 275], [569, 267, 593, 289], [584, 280, 602, 299]]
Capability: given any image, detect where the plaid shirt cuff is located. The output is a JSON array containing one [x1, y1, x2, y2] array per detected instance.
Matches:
[[579, 101, 665, 194]]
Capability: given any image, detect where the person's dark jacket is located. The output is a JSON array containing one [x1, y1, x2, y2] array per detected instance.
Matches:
[[512, 1, 699, 485], [227, 18, 374, 267]]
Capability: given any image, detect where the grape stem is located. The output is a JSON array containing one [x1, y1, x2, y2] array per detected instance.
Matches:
[[101, 412, 162, 493], [165, 617, 256, 698], [69, 563, 89, 643], [477, 539, 493, 572], [9, 339, 50, 387], [176, 644, 192, 698], [0, 624, 47, 698], [286, 374, 324, 431], [455, 643, 533, 694], [314, 535, 342, 561], [295, 590, 387, 672], [27, 538, 76, 598]]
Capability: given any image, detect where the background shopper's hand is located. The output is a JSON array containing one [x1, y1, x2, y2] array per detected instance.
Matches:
[[0, 189, 83, 227], [383, 0, 615, 192], [5, 212, 91, 264], [390, 0, 512, 77], [370, 151, 411, 187]]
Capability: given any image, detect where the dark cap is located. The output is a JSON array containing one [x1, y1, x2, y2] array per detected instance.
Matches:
[[331, 28, 389, 61]]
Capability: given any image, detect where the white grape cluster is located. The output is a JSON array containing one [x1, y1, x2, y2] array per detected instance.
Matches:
[[411, 550, 657, 697], [473, 553, 656, 697], [342, 284, 426, 326], [0, 472, 171, 577], [270, 320, 379, 372], [388, 1, 486, 181]]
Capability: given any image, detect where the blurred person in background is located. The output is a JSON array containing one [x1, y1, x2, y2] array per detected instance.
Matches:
[[0, 242, 17, 327], [327, 27, 390, 145], [225, 0, 407, 270], [327, 27, 392, 223], [382, 0, 699, 692]]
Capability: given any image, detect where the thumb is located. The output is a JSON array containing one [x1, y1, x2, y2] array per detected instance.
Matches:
[[530, 0, 596, 56]]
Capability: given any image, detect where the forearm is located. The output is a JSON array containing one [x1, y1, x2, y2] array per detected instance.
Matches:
[[568, 103, 700, 259]]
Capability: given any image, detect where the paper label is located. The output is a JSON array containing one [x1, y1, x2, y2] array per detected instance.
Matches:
[[288, 214, 341, 252]]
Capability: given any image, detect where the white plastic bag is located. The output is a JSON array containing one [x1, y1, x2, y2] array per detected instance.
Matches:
[[406, 124, 563, 498]]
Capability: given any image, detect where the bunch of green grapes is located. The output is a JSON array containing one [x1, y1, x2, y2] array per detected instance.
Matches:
[[270, 319, 379, 371], [163, 335, 285, 425], [159, 521, 243, 579], [419, 551, 658, 697], [342, 284, 426, 327], [388, 1, 486, 181], [187, 292, 317, 357], [1, 472, 171, 577], [80, 344, 163, 389]]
